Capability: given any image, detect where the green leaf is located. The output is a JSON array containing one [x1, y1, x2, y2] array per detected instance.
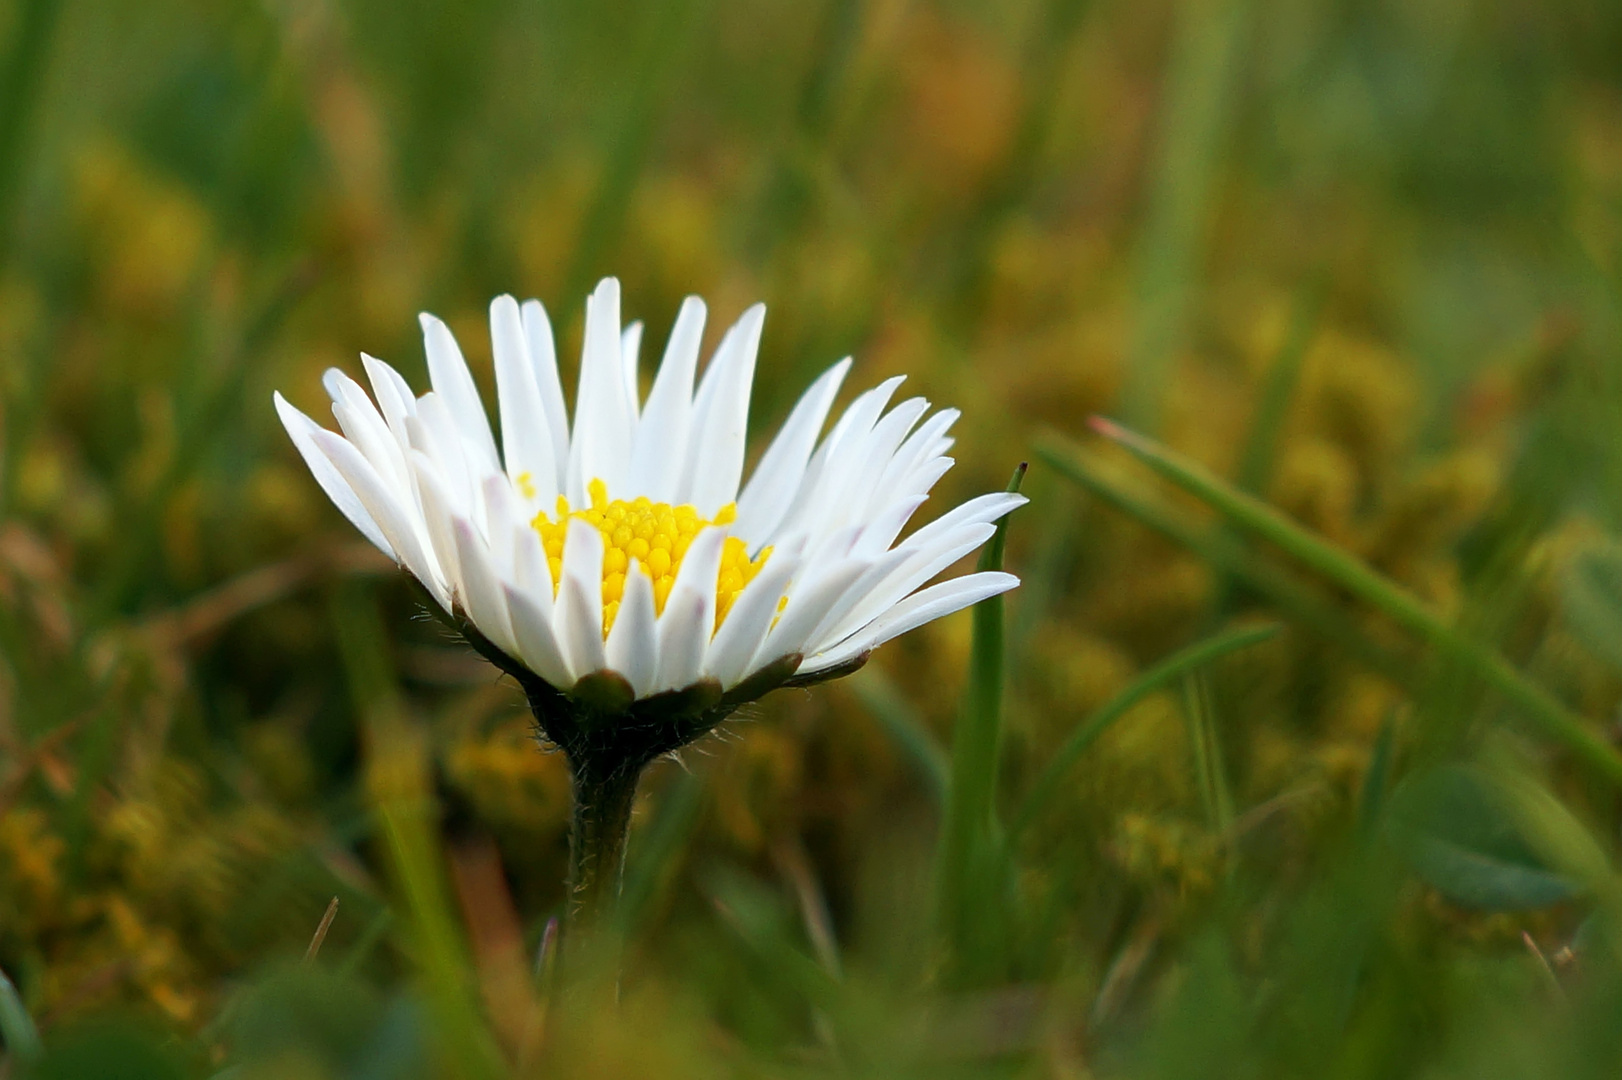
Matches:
[[1387, 765, 1581, 912], [1561, 544, 1622, 676], [31, 1018, 190, 1080]]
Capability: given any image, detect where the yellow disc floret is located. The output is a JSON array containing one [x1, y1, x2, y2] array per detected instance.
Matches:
[[531, 478, 771, 636]]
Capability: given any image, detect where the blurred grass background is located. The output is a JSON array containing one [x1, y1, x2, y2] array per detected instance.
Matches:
[[5, 0, 1622, 1075]]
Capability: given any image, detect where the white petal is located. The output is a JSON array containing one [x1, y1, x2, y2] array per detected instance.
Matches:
[[820, 522, 997, 647], [605, 562, 658, 696], [757, 556, 870, 662], [847, 397, 930, 519], [503, 584, 572, 688], [621, 320, 644, 419], [420, 313, 499, 473], [793, 521, 866, 573], [733, 357, 852, 549], [800, 572, 1019, 675], [521, 299, 571, 495], [328, 371, 410, 495], [511, 519, 555, 614], [321, 368, 346, 403], [869, 408, 958, 511], [628, 296, 705, 501], [895, 456, 956, 509], [407, 452, 463, 605], [652, 525, 727, 691], [801, 545, 914, 648], [774, 375, 904, 542], [491, 295, 560, 506], [682, 303, 765, 515], [850, 457, 954, 556], [273, 393, 395, 560], [651, 588, 706, 694], [851, 494, 930, 560], [705, 553, 800, 689], [453, 516, 519, 657], [481, 473, 528, 578], [865, 396, 930, 468], [900, 491, 1028, 552], [409, 393, 473, 517], [556, 518, 607, 679], [361, 354, 418, 448], [311, 430, 450, 606], [819, 394, 928, 535], [566, 278, 634, 504]]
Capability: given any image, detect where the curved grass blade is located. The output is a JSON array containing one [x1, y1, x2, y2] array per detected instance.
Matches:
[[1035, 435, 1410, 683], [1010, 623, 1278, 842], [850, 666, 950, 807], [0, 965, 41, 1066], [1080, 418, 1622, 788]]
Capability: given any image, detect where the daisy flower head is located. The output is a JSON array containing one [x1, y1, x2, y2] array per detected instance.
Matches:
[[274, 278, 1022, 766]]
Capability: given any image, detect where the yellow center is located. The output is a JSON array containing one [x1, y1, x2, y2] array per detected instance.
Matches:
[[530, 478, 771, 636]]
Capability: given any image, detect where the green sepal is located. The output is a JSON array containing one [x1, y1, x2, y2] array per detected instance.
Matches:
[[569, 670, 638, 715], [783, 651, 870, 688]]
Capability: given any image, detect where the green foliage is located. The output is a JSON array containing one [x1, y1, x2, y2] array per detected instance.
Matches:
[[1387, 764, 1581, 912]]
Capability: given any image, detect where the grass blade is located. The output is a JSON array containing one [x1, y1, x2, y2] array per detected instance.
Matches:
[[1183, 671, 1234, 834], [1035, 435, 1412, 684], [0, 0, 61, 265], [0, 966, 41, 1066], [1010, 623, 1277, 842], [1119, 0, 1252, 429], [618, 768, 706, 934], [1233, 285, 1320, 498], [330, 581, 504, 1080], [849, 666, 949, 807], [933, 462, 1026, 976], [1082, 417, 1622, 787]]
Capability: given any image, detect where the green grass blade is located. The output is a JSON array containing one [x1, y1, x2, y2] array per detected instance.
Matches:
[[0, 0, 61, 265], [1182, 672, 1234, 834], [330, 581, 504, 1080], [334, 907, 395, 981], [1035, 435, 1412, 684], [849, 666, 949, 807], [1084, 417, 1622, 787], [1358, 712, 1400, 838], [1010, 623, 1277, 842], [933, 462, 1025, 973], [1208, 285, 1318, 620], [0, 966, 41, 1066], [1119, 0, 1252, 430], [1233, 286, 1320, 498], [563, 0, 707, 298], [618, 768, 706, 934]]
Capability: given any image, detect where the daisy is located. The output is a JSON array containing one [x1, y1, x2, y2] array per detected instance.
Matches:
[[274, 277, 1022, 924]]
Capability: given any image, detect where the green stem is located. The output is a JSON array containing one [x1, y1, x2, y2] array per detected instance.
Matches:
[[933, 463, 1025, 975], [566, 759, 642, 936]]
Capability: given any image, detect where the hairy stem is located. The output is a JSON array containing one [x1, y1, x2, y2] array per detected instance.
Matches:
[[566, 758, 642, 938]]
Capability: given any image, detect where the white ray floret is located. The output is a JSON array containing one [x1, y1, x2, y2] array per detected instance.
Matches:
[[274, 278, 1022, 701]]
